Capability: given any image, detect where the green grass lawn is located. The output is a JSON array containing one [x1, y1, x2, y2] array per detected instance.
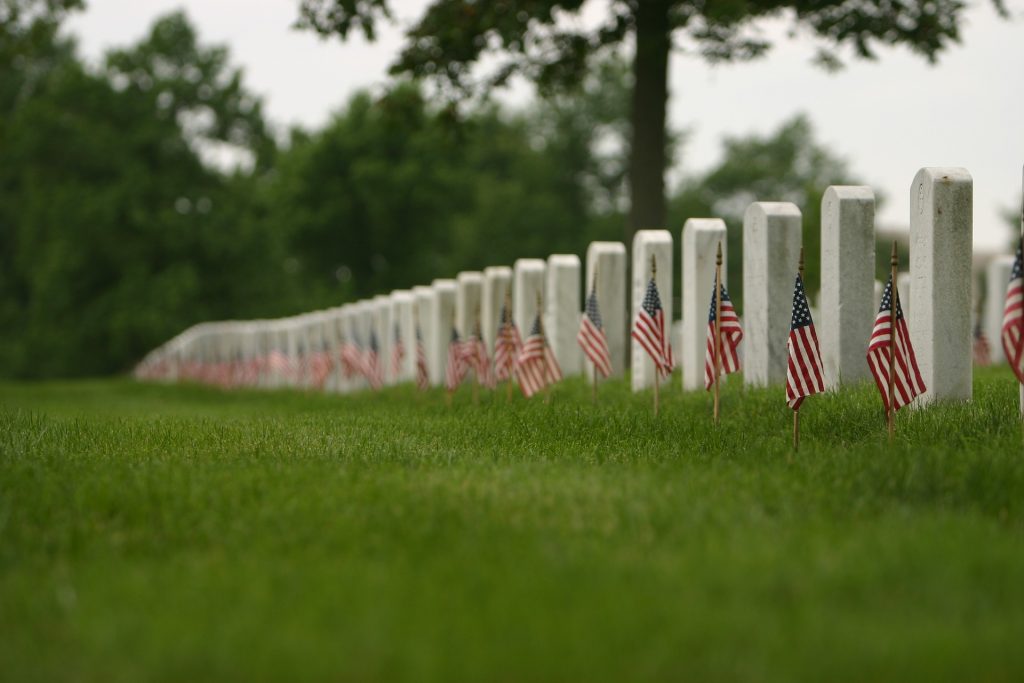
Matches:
[[3, 371, 1024, 682]]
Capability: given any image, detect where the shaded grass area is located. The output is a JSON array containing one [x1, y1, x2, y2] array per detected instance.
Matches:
[[2, 371, 1024, 682]]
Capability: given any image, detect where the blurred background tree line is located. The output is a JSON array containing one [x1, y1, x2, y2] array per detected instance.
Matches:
[[1, 4, 863, 378]]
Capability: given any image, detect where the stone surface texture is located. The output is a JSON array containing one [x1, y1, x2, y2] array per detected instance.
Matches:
[[513, 259, 547, 336], [743, 202, 802, 387], [820, 186, 875, 390], [585, 242, 627, 380], [545, 254, 582, 376], [631, 230, 674, 391], [412, 286, 438, 385], [482, 266, 512, 354], [909, 167, 973, 404], [431, 279, 457, 387], [681, 218, 727, 391]]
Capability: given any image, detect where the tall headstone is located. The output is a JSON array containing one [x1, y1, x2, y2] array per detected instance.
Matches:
[[391, 290, 416, 383], [372, 294, 394, 386], [585, 242, 627, 379], [631, 230, 673, 391], [431, 279, 457, 385], [413, 285, 440, 386], [354, 301, 374, 390], [909, 167, 973, 404], [820, 186, 875, 390], [985, 255, 1015, 365], [513, 259, 546, 334], [743, 202, 802, 387], [681, 218, 727, 391], [897, 273, 912, 323], [546, 254, 582, 376], [482, 266, 512, 353], [456, 271, 484, 341]]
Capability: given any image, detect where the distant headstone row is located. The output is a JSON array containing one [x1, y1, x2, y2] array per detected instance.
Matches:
[[136, 168, 1015, 409]]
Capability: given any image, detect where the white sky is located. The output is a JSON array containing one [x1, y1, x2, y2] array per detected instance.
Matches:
[[66, 0, 1023, 251]]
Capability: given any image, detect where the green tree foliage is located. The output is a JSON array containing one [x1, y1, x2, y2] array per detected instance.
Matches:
[[297, 0, 1001, 239], [669, 116, 859, 310], [0, 9, 292, 378]]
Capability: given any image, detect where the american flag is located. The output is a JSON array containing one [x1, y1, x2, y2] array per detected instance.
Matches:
[[973, 322, 991, 367], [494, 300, 522, 382], [391, 321, 405, 380], [704, 279, 743, 389], [415, 324, 429, 390], [365, 330, 383, 390], [1001, 241, 1024, 383], [577, 281, 611, 378], [867, 275, 925, 411], [632, 276, 674, 379], [445, 326, 467, 391], [463, 322, 493, 388], [516, 313, 562, 398], [339, 336, 363, 379], [785, 273, 825, 410]]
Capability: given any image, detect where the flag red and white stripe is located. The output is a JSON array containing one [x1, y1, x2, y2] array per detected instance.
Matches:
[[578, 282, 612, 378], [973, 323, 991, 367], [867, 275, 926, 411], [704, 280, 743, 389], [445, 327, 467, 392], [494, 302, 522, 382], [785, 273, 824, 410], [463, 326, 493, 388], [1001, 242, 1024, 383], [517, 314, 562, 398], [415, 325, 429, 390], [632, 276, 674, 379]]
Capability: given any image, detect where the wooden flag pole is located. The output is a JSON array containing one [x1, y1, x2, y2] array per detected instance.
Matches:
[[794, 246, 805, 452], [1019, 165, 1023, 426], [505, 285, 514, 403], [537, 290, 552, 404], [592, 266, 599, 404], [887, 241, 898, 442], [447, 311, 457, 408], [651, 253, 660, 418], [713, 242, 723, 425]]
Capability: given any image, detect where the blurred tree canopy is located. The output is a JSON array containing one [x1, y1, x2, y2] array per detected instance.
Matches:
[[297, 0, 1002, 243], [1, 6, 868, 378]]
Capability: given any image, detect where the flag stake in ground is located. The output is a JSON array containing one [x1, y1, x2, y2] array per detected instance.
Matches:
[[785, 246, 824, 452], [713, 243, 723, 425], [887, 241, 898, 442], [632, 251, 674, 418], [867, 240, 924, 442], [578, 265, 611, 405], [652, 254, 660, 417], [505, 286, 515, 403], [537, 291, 552, 404]]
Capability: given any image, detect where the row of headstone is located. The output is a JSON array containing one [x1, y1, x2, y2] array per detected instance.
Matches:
[[138, 168, 992, 406]]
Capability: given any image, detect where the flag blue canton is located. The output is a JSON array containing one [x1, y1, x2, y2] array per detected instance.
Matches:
[[529, 313, 542, 336], [585, 287, 603, 330], [878, 276, 905, 321], [642, 278, 663, 316], [369, 330, 378, 352], [790, 275, 814, 330], [393, 321, 401, 343], [706, 280, 733, 323]]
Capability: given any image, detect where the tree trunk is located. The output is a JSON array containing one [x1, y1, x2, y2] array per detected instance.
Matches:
[[627, 0, 671, 242]]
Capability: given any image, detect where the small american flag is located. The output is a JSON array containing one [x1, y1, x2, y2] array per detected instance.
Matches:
[[365, 330, 383, 390], [340, 336, 363, 379], [1001, 242, 1024, 383], [516, 313, 562, 398], [463, 321, 493, 388], [973, 323, 991, 367], [494, 301, 522, 382], [415, 324, 429, 390], [445, 327, 467, 392], [867, 275, 925, 411], [632, 276, 674, 379], [577, 281, 612, 378], [391, 322, 405, 380], [704, 279, 743, 390], [785, 273, 825, 410]]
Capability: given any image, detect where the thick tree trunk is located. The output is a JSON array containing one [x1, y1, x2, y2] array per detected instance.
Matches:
[[627, 0, 671, 241]]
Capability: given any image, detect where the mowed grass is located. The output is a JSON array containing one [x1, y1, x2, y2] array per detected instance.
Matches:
[[2, 370, 1024, 682]]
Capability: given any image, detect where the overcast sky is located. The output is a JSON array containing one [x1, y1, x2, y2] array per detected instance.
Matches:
[[66, 0, 1023, 251]]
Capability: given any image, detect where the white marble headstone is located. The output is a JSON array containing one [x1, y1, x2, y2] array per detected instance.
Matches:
[[681, 218, 726, 391], [413, 285, 439, 386], [820, 186, 875, 390], [431, 279, 457, 384], [546, 254, 581, 376], [743, 202, 801, 387], [984, 255, 1015, 365], [631, 230, 673, 391], [482, 266, 512, 354], [585, 242, 627, 380], [513, 259, 546, 335], [909, 167, 973, 404]]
